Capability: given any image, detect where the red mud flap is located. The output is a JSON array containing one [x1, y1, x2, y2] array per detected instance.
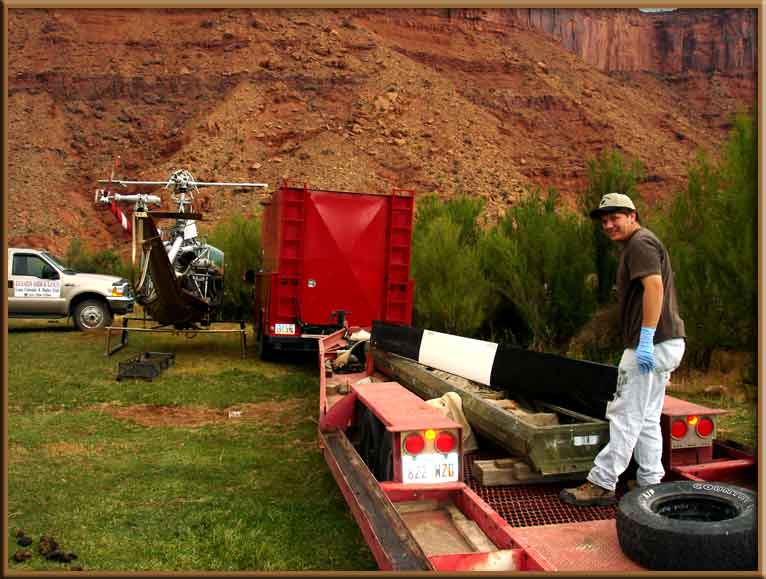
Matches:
[[319, 429, 433, 571]]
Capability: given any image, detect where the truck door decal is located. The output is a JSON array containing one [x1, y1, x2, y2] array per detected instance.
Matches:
[[14, 279, 61, 298]]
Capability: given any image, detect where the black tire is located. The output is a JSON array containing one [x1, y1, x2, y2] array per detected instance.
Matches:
[[616, 481, 757, 570], [376, 429, 393, 482], [255, 324, 273, 361], [357, 407, 380, 471], [357, 406, 393, 481], [73, 299, 112, 331]]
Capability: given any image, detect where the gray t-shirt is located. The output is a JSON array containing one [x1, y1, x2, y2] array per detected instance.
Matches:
[[617, 227, 686, 348]]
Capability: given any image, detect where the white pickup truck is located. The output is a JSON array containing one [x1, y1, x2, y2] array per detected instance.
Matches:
[[8, 247, 134, 331]]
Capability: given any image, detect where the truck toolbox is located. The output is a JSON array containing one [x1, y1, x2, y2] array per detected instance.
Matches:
[[255, 183, 414, 354]]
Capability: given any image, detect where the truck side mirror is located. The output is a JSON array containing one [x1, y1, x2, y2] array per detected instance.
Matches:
[[243, 270, 256, 284], [41, 264, 59, 280]]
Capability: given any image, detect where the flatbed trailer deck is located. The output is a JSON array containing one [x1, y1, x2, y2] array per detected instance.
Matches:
[[316, 326, 757, 572]]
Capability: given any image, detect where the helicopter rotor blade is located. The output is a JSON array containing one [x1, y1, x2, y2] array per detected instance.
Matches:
[[188, 181, 269, 188], [97, 179, 268, 188], [97, 180, 171, 187]]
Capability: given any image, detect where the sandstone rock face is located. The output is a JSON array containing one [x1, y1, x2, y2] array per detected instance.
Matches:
[[459, 8, 756, 74]]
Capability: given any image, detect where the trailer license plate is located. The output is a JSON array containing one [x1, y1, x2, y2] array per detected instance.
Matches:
[[401, 452, 459, 484], [274, 323, 295, 335]]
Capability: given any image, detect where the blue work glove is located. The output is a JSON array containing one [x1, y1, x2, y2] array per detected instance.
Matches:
[[636, 326, 656, 374]]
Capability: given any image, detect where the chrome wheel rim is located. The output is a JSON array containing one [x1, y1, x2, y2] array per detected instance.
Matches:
[[79, 305, 104, 328]]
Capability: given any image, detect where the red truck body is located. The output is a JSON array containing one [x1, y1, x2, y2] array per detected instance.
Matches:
[[254, 183, 414, 353]]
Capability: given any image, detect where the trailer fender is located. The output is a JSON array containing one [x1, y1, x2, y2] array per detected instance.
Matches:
[[616, 481, 757, 570], [319, 390, 358, 432]]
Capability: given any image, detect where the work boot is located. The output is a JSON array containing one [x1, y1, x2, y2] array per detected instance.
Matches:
[[559, 481, 616, 507]]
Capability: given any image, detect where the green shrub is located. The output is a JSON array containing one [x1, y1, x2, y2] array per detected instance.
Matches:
[[207, 213, 262, 321], [483, 188, 597, 351], [657, 114, 757, 369], [411, 195, 494, 336], [580, 149, 645, 304], [414, 194, 485, 245], [64, 238, 130, 279]]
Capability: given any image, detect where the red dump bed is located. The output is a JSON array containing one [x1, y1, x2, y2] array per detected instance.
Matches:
[[256, 184, 414, 347]]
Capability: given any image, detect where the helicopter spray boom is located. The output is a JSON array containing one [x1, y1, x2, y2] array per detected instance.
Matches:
[[95, 191, 163, 209]]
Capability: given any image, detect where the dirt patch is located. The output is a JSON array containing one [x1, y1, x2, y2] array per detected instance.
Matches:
[[9, 443, 31, 462], [94, 399, 307, 428], [43, 441, 98, 457]]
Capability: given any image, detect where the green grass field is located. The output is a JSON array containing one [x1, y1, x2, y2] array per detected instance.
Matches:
[[6, 318, 376, 571], [6, 318, 756, 571]]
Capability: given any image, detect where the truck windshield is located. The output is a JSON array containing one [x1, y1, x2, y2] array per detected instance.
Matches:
[[43, 252, 76, 274]]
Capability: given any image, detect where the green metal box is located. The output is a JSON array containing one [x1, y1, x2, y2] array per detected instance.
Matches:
[[373, 349, 608, 477]]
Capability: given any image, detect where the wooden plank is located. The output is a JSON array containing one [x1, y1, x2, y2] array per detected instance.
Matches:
[[473, 459, 588, 487], [399, 509, 474, 556], [446, 505, 497, 552], [486, 400, 559, 426], [474, 460, 518, 486], [394, 499, 442, 514], [494, 457, 523, 468]]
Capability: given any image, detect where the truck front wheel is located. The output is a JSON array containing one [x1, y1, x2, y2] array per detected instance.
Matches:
[[73, 299, 112, 331]]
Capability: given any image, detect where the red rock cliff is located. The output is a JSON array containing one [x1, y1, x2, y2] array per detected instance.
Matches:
[[454, 8, 756, 74]]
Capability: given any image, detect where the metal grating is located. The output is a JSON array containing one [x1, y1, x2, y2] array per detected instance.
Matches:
[[464, 452, 620, 528]]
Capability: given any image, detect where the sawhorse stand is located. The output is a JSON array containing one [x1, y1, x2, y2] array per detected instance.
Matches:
[[105, 317, 248, 357]]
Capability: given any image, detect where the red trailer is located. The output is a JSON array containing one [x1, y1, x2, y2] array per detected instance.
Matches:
[[252, 183, 414, 357], [317, 327, 758, 572], [249, 181, 756, 571]]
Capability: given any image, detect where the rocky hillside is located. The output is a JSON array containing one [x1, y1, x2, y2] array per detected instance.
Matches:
[[7, 8, 756, 256]]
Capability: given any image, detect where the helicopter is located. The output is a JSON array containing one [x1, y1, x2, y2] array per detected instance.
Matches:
[[95, 165, 268, 329]]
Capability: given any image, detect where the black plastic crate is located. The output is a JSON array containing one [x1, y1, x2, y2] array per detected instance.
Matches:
[[117, 352, 175, 381]]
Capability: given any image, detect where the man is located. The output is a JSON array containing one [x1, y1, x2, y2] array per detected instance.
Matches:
[[560, 192, 686, 506]]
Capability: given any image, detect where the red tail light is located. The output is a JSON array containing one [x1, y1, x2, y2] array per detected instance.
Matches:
[[696, 417, 714, 437], [435, 431, 456, 453], [404, 433, 425, 455], [671, 419, 688, 439]]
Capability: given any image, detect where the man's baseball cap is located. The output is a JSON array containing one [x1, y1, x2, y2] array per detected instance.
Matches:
[[589, 192, 637, 218]]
